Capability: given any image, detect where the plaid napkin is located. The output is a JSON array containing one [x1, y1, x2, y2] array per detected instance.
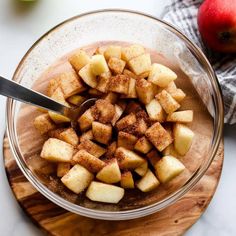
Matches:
[[162, 0, 236, 124]]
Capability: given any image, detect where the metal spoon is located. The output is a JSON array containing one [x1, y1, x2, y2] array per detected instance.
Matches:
[[0, 76, 97, 122]]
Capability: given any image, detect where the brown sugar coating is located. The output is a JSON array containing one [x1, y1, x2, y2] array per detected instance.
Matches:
[[91, 99, 115, 123]]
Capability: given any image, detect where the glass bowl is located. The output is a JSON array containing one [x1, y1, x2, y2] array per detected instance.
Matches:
[[6, 9, 224, 220]]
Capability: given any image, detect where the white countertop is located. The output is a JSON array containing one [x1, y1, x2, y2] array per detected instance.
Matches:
[[0, 0, 235, 235]]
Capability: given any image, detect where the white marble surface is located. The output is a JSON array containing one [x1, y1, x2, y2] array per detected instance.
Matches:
[[0, 0, 235, 235]]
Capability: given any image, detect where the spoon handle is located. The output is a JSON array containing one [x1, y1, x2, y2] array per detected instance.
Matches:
[[0, 76, 67, 114]]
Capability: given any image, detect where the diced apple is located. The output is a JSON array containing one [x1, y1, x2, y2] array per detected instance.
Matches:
[[155, 155, 185, 183], [78, 108, 94, 131], [124, 101, 142, 114], [48, 111, 70, 124], [166, 110, 193, 123], [80, 129, 93, 142], [134, 136, 152, 154], [72, 150, 105, 173], [123, 69, 140, 80], [173, 123, 194, 155], [136, 78, 154, 104], [96, 159, 121, 184], [136, 169, 160, 192], [121, 78, 137, 98], [69, 50, 91, 72], [115, 147, 145, 169], [128, 53, 151, 75], [34, 114, 56, 135], [146, 99, 165, 122], [67, 95, 86, 106], [49, 86, 68, 104], [47, 77, 60, 97], [145, 122, 173, 151], [162, 143, 179, 157], [105, 141, 117, 159], [79, 64, 98, 88], [90, 54, 109, 75], [148, 63, 177, 87], [102, 92, 118, 104], [59, 71, 86, 98], [57, 163, 70, 177], [59, 128, 79, 146], [111, 104, 124, 126], [41, 138, 74, 162], [123, 117, 148, 137], [134, 160, 148, 176], [121, 44, 145, 62], [104, 45, 121, 60], [116, 113, 136, 131], [91, 99, 115, 123], [108, 74, 130, 95], [156, 90, 180, 114], [96, 71, 111, 93], [86, 181, 124, 204], [92, 122, 112, 145], [146, 150, 161, 167], [77, 139, 106, 158], [120, 171, 135, 189], [165, 82, 186, 103], [108, 57, 126, 74], [61, 164, 93, 194], [117, 131, 138, 150]]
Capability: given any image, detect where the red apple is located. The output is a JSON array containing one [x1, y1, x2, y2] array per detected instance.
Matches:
[[197, 0, 236, 53]]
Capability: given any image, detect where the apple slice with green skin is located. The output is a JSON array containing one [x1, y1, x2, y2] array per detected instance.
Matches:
[[86, 181, 124, 204], [198, 0, 236, 53], [155, 156, 185, 184]]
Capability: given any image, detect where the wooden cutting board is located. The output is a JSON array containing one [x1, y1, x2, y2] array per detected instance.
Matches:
[[3, 136, 224, 236]]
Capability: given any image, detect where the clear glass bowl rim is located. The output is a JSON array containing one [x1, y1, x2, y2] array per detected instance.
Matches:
[[6, 9, 224, 220]]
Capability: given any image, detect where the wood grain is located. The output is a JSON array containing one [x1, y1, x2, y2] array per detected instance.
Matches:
[[3, 136, 224, 236]]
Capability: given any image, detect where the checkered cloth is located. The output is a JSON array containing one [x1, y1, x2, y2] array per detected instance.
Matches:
[[162, 0, 236, 124]]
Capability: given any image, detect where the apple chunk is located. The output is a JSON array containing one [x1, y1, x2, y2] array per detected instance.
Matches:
[[79, 64, 98, 88], [136, 78, 154, 104], [77, 139, 106, 158], [104, 45, 121, 60], [146, 99, 165, 122], [166, 110, 193, 123], [78, 108, 94, 132], [69, 50, 90, 72], [134, 160, 148, 176], [92, 122, 112, 145], [145, 122, 173, 152], [136, 169, 160, 192], [90, 54, 109, 76], [41, 138, 74, 162], [34, 114, 56, 135], [115, 147, 145, 169], [173, 124, 194, 155], [128, 53, 151, 75], [121, 44, 145, 61], [156, 90, 180, 114], [120, 171, 135, 189], [148, 63, 177, 87], [96, 159, 121, 184], [155, 156, 185, 183], [61, 164, 93, 194], [86, 181, 124, 203], [134, 136, 152, 154], [117, 131, 138, 150], [72, 150, 105, 173]]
